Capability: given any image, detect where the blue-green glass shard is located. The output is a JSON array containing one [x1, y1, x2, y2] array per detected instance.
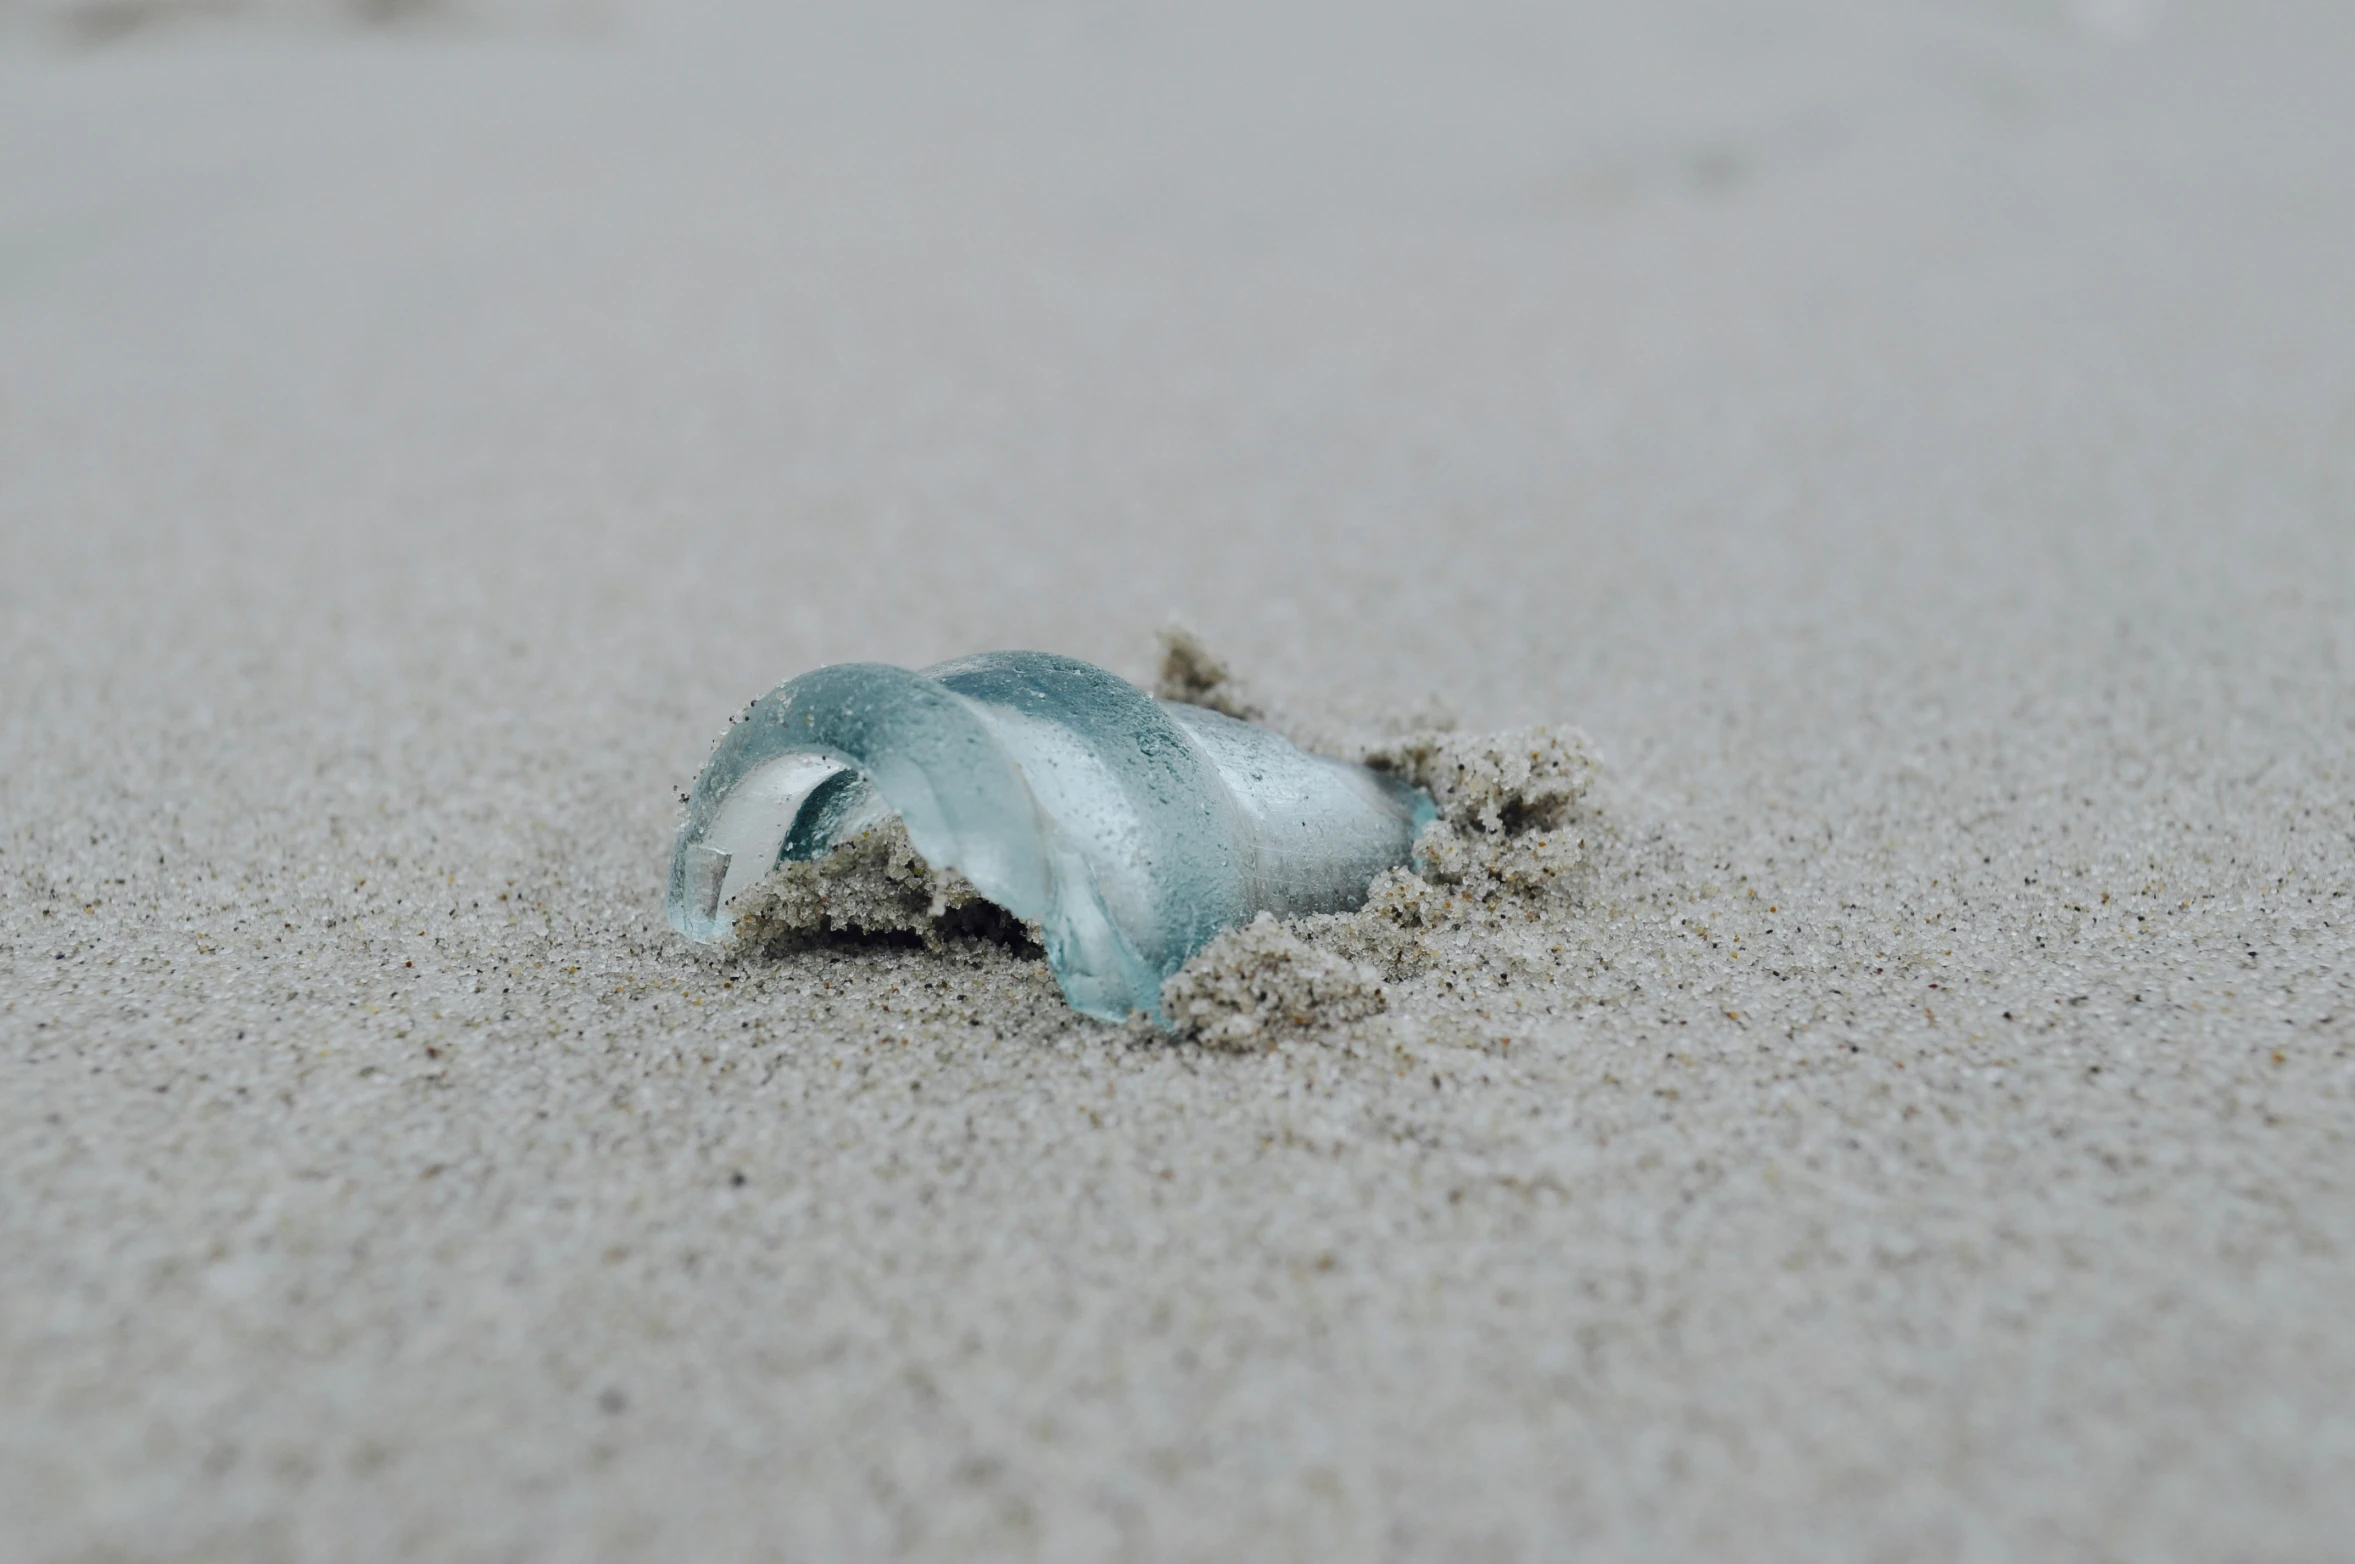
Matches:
[[666, 651, 1435, 1025]]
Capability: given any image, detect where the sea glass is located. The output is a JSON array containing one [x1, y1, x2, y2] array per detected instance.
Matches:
[[665, 651, 1435, 1024]]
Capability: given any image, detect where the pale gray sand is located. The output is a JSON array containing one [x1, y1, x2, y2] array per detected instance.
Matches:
[[5, 1, 2354, 1559]]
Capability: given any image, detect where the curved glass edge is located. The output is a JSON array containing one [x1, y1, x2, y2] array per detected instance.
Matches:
[[663, 658, 1150, 1021], [667, 654, 1439, 1027], [665, 662, 1054, 945]]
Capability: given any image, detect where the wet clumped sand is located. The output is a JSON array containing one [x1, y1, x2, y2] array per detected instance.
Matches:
[[1160, 912, 1390, 1048], [728, 816, 1042, 957]]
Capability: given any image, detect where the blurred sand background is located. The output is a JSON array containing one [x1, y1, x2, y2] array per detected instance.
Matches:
[[4, 0, 2353, 1557]]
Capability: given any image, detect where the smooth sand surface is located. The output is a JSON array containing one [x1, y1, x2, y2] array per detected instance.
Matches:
[[5, 1, 2353, 1557]]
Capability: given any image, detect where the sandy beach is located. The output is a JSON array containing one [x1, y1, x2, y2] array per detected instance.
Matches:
[[4, 1, 2353, 1557]]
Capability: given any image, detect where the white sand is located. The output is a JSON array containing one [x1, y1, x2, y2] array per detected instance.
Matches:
[[4, 1, 2353, 1557]]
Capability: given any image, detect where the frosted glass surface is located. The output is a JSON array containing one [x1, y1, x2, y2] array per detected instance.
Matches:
[[667, 652, 1433, 1023]]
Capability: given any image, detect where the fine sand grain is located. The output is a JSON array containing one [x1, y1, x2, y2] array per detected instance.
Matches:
[[4, 2, 2353, 1559]]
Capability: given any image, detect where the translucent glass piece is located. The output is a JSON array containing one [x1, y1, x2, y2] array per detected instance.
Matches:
[[666, 652, 1436, 1024]]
